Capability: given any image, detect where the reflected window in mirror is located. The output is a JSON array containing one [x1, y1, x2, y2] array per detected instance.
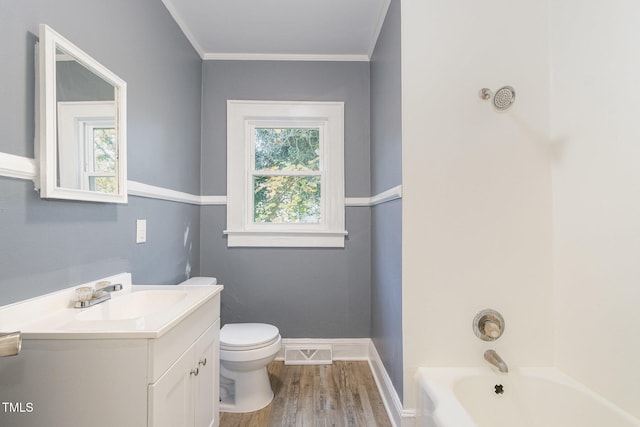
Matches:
[[57, 101, 117, 193]]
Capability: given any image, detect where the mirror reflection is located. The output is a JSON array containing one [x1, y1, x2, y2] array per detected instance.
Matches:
[[38, 24, 127, 204], [55, 47, 118, 194]]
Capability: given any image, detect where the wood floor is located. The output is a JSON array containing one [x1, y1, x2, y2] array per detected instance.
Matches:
[[220, 361, 393, 427]]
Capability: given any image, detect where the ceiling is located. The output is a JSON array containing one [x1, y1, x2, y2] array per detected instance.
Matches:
[[161, 0, 390, 61]]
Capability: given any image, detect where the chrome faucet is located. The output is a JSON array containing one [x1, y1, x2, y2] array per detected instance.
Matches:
[[94, 283, 123, 296], [0, 332, 22, 357], [484, 349, 508, 373], [74, 282, 123, 308]]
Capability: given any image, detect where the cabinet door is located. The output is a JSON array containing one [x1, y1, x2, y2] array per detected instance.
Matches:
[[149, 345, 196, 427], [194, 320, 220, 427]]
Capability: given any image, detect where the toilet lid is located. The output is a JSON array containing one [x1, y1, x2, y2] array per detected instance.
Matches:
[[220, 323, 280, 350]]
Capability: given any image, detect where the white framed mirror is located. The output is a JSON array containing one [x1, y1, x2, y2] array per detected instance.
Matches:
[[37, 24, 127, 203]]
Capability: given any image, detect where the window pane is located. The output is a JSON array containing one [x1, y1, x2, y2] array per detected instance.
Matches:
[[253, 175, 321, 223], [93, 128, 117, 172], [89, 176, 117, 194], [255, 128, 319, 171]]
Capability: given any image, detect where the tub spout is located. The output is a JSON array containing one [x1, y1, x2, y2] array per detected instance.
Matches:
[[484, 349, 508, 373]]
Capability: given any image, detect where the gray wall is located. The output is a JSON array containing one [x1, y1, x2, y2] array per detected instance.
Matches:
[[370, 0, 403, 400], [200, 60, 372, 338], [57, 60, 115, 102], [1, 2, 399, 369], [0, 0, 202, 304]]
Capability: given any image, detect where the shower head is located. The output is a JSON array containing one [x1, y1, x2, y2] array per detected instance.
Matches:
[[479, 86, 516, 111], [492, 86, 515, 111]]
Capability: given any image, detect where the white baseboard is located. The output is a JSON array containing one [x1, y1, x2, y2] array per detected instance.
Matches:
[[274, 338, 413, 427], [368, 340, 415, 427], [276, 338, 370, 360]]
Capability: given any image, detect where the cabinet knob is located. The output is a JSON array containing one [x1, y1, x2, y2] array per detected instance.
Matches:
[[199, 358, 207, 367], [190, 368, 199, 376]]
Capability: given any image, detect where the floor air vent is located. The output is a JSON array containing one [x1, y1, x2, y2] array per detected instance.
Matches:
[[284, 345, 333, 365]]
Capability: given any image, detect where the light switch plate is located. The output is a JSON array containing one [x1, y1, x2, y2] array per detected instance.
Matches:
[[136, 219, 147, 243]]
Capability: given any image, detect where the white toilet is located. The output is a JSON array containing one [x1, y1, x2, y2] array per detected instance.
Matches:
[[219, 323, 282, 413]]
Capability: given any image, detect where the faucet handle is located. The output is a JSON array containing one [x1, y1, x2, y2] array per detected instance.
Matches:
[[473, 309, 505, 341], [0, 332, 22, 357], [483, 320, 502, 338], [75, 286, 94, 302]]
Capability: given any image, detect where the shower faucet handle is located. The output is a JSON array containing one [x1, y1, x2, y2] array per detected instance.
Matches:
[[483, 320, 502, 338], [473, 309, 505, 341]]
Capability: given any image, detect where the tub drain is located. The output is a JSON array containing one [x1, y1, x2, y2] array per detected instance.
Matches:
[[494, 384, 504, 395]]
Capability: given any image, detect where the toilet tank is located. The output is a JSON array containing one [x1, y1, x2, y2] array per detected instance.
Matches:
[[177, 277, 217, 286]]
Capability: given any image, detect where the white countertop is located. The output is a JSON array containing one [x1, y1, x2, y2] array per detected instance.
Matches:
[[0, 273, 223, 339]]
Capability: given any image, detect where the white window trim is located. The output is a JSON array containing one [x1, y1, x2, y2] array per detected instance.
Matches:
[[225, 100, 346, 247]]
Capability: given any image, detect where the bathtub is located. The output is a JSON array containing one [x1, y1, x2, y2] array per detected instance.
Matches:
[[416, 367, 640, 427]]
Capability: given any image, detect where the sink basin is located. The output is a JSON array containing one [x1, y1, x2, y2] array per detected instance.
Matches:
[[75, 290, 188, 321]]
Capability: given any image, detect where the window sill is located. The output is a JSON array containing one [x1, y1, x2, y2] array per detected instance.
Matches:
[[223, 230, 348, 248]]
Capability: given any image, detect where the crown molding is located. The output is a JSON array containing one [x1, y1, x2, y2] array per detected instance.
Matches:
[[160, 0, 206, 59], [161, 0, 393, 62], [202, 52, 370, 62], [367, 0, 391, 58]]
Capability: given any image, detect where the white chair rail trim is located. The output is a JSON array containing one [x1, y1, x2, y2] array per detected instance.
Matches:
[[0, 152, 401, 207], [0, 152, 38, 182], [130, 182, 402, 207]]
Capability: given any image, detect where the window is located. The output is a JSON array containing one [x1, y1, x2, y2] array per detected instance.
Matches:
[[56, 101, 118, 193], [225, 101, 346, 247], [83, 124, 117, 193]]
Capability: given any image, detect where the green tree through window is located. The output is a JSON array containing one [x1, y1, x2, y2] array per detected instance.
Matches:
[[253, 128, 321, 223], [90, 127, 117, 193]]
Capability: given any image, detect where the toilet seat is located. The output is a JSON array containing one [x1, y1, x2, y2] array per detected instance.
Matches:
[[220, 323, 280, 351]]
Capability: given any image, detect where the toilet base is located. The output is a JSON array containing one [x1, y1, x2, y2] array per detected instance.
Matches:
[[219, 365, 274, 413]]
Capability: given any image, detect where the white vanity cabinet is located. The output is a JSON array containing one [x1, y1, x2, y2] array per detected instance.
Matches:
[[195, 322, 220, 427], [146, 289, 221, 427], [0, 277, 222, 427], [149, 319, 220, 427]]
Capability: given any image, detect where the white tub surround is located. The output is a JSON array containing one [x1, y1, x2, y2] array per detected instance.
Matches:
[[416, 367, 640, 427], [0, 274, 223, 427]]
